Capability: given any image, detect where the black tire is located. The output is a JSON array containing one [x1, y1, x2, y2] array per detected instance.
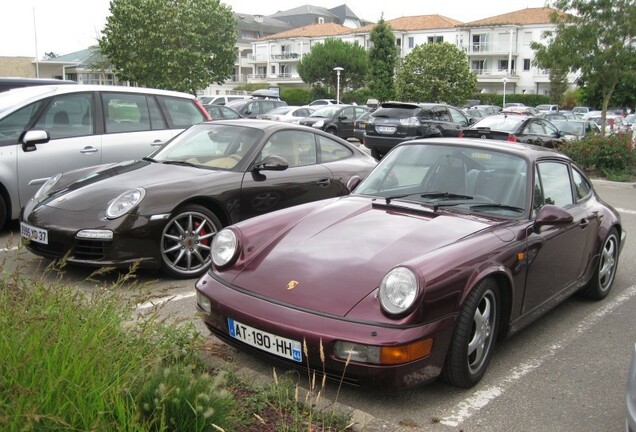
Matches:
[[581, 228, 619, 300], [0, 196, 6, 230], [442, 278, 499, 388], [160, 204, 221, 279], [326, 128, 338, 136]]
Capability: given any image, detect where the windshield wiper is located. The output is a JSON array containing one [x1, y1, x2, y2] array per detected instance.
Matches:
[[470, 203, 525, 213], [420, 192, 474, 200], [162, 160, 197, 168], [142, 157, 158, 163]]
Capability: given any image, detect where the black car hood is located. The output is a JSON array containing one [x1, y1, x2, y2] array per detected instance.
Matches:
[[42, 161, 238, 212]]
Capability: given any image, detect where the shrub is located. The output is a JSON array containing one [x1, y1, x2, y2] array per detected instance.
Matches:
[[559, 134, 636, 180], [281, 88, 312, 105]]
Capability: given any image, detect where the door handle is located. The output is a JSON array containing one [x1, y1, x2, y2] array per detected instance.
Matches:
[[80, 147, 99, 153], [151, 140, 166, 146], [579, 218, 589, 228], [316, 178, 331, 187]]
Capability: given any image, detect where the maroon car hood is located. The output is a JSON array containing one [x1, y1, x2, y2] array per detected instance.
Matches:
[[231, 198, 492, 317]]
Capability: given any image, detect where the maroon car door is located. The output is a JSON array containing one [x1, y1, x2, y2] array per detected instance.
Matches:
[[239, 129, 337, 220], [522, 162, 595, 313]]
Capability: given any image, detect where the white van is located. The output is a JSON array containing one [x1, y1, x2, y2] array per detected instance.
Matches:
[[199, 95, 250, 106], [0, 84, 211, 228]]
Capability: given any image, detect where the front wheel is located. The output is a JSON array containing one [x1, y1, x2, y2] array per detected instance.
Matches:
[[442, 278, 499, 387], [581, 228, 619, 300], [160, 204, 222, 279]]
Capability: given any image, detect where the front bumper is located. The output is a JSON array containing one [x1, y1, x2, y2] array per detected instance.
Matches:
[[196, 272, 456, 390], [20, 205, 166, 269]]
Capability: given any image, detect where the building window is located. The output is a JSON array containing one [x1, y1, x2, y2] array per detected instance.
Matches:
[[428, 36, 443, 44], [523, 59, 531, 71], [396, 38, 401, 47], [471, 60, 485, 74], [408, 37, 414, 48], [498, 59, 515, 72], [318, 17, 324, 24]]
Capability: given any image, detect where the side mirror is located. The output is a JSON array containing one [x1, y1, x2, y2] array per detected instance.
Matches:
[[533, 204, 573, 232], [21, 130, 50, 152], [346, 175, 361, 192], [253, 155, 289, 172], [468, 117, 476, 125]]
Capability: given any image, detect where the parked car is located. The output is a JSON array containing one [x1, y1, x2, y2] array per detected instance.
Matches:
[[463, 107, 490, 120], [572, 106, 593, 118], [226, 98, 287, 119], [298, 105, 369, 140], [550, 119, 601, 141], [196, 137, 624, 389], [363, 102, 474, 159], [309, 99, 339, 106], [503, 102, 526, 108], [535, 104, 559, 113], [198, 95, 249, 106], [0, 84, 211, 229], [0, 77, 77, 93], [353, 111, 373, 141], [205, 105, 242, 120], [627, 343, 636, 432], [538, 111, 576, 121], [20, 120, 377, 278], [473, 104, 501, 115], [502, 106, 541, 116], [582, 111, 628, 135], [256, 105, 315, 122], [462, 113, 563, 148]]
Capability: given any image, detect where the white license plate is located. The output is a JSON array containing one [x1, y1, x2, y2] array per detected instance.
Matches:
[[376, 126, 397, 134], [20, 222, 48, 245], [228, 317, 302, 362]]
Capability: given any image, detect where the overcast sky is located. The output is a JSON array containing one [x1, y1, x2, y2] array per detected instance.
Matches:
[[0, 0, 549, 58]]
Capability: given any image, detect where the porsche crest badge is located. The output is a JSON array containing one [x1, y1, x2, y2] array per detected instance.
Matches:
[[287, 280, 299, 290]]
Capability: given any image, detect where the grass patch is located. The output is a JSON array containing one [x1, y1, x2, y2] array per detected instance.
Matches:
[[0, 251, 353, 431]]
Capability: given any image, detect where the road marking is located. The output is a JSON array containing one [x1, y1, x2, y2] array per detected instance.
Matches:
[[136, 292, 196, 310], [1, 245, 19, 253], [440, 284, 636, 427], [616, 207, 636, 216]]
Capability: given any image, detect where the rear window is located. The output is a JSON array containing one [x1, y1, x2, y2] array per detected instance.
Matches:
[[474, 116, 524, 132], [372, 107, 419, 119]]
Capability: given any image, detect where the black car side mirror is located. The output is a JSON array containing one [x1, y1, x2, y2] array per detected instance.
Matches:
[[253, 155, 289, 172]]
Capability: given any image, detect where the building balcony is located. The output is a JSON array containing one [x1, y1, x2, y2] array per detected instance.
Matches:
[[471, 70, 520, 83], [269, 53, 302, 61], [461, 43, 518, 56], [247, 73, 303, 84]]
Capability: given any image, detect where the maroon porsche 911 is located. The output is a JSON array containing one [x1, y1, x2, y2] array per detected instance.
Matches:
[[196, 138, 625, 389]]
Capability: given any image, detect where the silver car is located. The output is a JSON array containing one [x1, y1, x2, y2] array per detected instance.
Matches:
[[0, 84, 211, 228], [628, 343, 636, 432]]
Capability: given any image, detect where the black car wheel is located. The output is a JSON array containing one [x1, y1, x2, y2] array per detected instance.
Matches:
[[160, 204, 221, 278], [581, 228, 619, 300], [442, 278, 499, 387]]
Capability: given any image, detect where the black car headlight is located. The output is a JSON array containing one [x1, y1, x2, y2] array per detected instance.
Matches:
[[378, 267, 419, 315], [211, 228, 239, 268], [106, 188, 145, 219], [33, 173, 62, 202]]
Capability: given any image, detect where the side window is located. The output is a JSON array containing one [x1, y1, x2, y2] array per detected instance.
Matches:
[[572, 168, 592, 200], [147, 96, 167, 130], [159, 96, 207, 128], [259, 130, 316, 167], [0, 100, 45, 145], [34, 92, 93, 139], [340, 107, 354, 120], [536, 162, 574, 208], [432, 107, 451, 122], [318, 134, 353, 162], [448, 106, 468, 125], [260, 101, 275, 115], [543, 120, 559, 136], [102, 92, 150, 133], [527, 121, 546, 135], [220, 106, 240, 119]]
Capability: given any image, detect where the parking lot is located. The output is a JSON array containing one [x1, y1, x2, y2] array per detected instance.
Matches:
[[1, 179, 635, 431]]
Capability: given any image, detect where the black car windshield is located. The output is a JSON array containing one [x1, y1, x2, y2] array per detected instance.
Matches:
[[354, 143, 529, 218], [472, 115, 524, 132], [152, 124, 263, 170]]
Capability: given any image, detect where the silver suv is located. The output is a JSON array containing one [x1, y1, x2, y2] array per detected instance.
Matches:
[[0, 84, 211, 228]]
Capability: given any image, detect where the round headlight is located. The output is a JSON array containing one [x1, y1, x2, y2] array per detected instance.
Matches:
[[378, 267, 419, 315], [34, 173, 62, 201], [211, 229, 238, 267], [105, 188, 145, 219]]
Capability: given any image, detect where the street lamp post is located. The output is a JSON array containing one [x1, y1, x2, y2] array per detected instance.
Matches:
[[333, 67, 344, 104], [502, 77, 508, 107]]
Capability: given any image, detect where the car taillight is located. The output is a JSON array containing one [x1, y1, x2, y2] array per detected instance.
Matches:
[[507, 134, 518, 142], [399, 117, 420, 126], [458, 131, 464, 138]]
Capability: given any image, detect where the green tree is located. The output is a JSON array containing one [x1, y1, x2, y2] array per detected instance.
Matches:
[[367, 16, 398, 102], [297, 38, 368, 91], [532, 0, 636, 133], [395, 42, 476, 105], [99, 0, 237, 94]]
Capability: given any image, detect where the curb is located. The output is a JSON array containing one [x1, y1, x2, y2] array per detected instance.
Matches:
[[591, 178, 636, 189]]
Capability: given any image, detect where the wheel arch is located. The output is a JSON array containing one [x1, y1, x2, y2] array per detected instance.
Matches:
[[0, 181, 11, 228], [173, 197, 231, 227]]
